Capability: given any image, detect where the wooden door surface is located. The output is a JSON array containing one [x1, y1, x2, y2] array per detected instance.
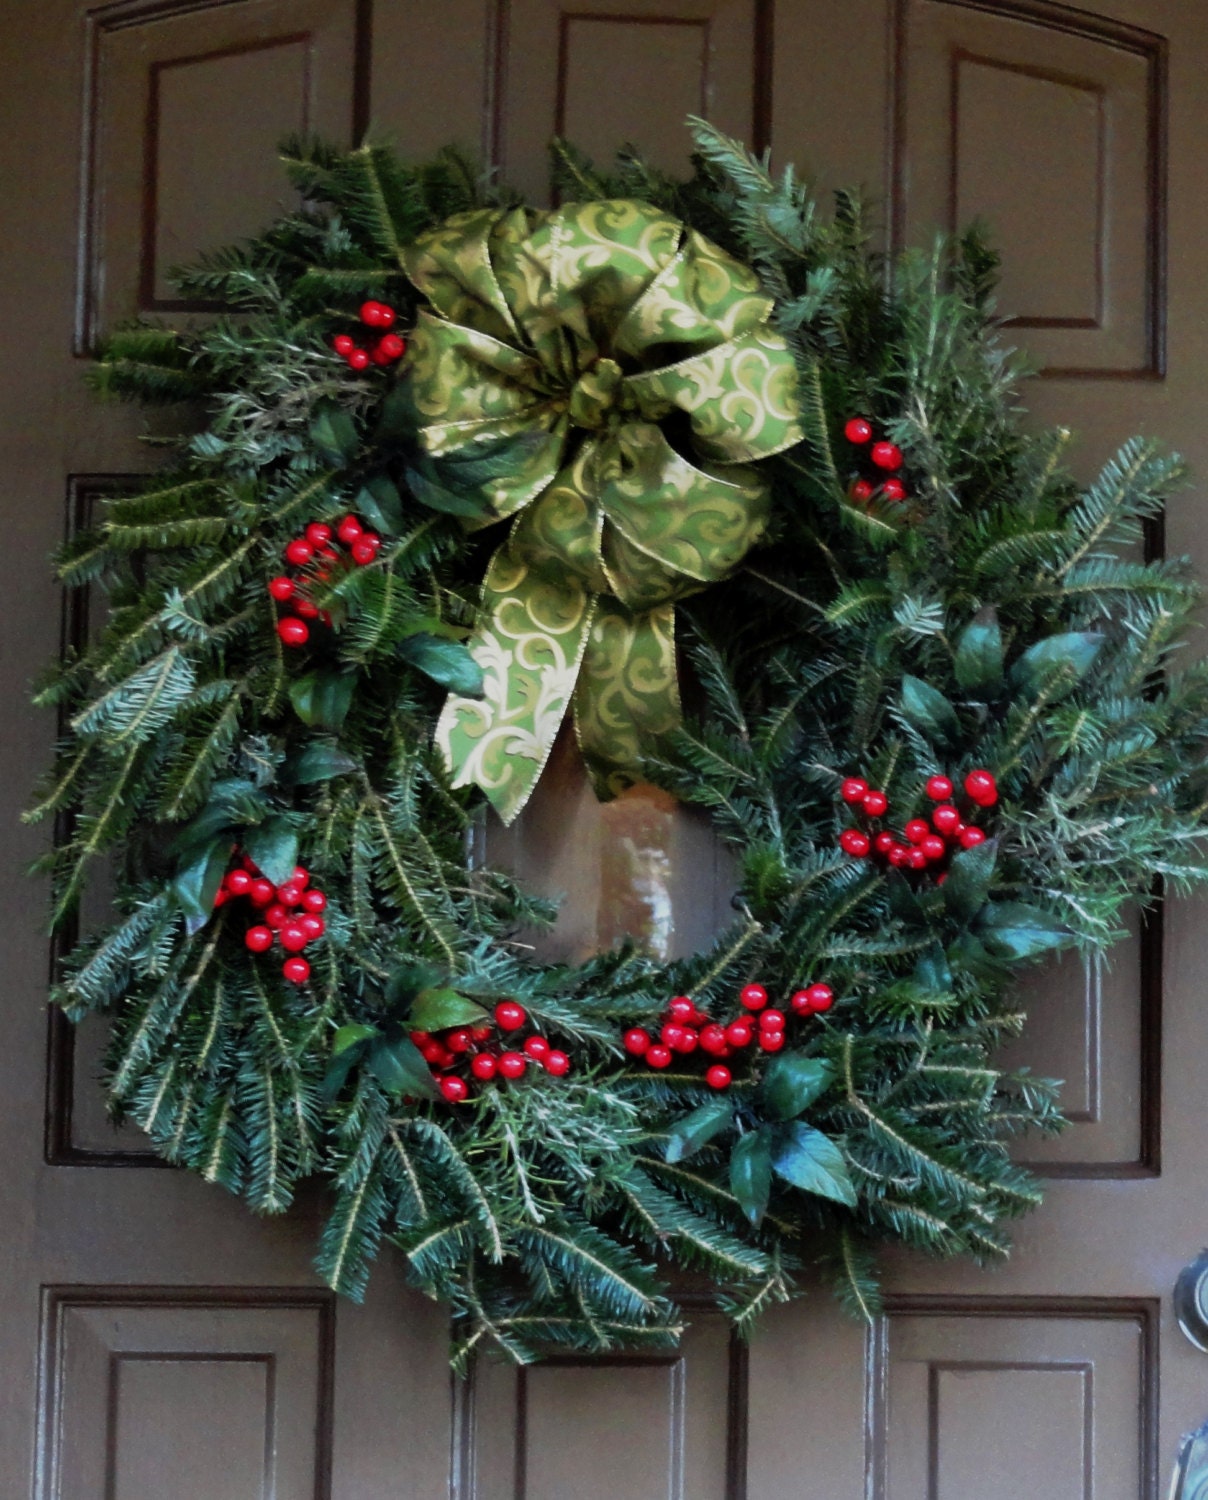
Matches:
[[4, 1, 1208, 1495]]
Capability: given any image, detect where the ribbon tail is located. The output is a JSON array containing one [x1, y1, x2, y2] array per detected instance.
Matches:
[[435, 548, 597, 825], [573, 598, 682, 801]]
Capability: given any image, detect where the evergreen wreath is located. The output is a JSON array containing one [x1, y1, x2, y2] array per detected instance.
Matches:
[[29, 120, 1208, 1366]]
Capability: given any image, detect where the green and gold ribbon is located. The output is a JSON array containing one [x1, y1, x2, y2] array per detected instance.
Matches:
[[402, 199, 803, 823]]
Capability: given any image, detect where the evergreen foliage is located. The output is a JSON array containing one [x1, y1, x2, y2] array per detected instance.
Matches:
[[28, 124, 1208, 1362]]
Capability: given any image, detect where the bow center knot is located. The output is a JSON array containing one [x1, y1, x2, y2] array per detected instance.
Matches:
[[567, 357, 624, 430]]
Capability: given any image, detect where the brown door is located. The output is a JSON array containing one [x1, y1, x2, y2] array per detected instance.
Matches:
[[4, 0, 1206, 1495]]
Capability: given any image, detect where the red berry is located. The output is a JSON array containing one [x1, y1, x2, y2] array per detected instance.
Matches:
[[305, 523, 333, 548], [740, 983, 768, 1011], [360, 300, 395, 328], [470, 1025, 493, 1043], [964, 769, 998, 807], [225, 869, 252, 896], [850, 478, 874, 503], [724, 1020, 753, 1048], [705, 1065, 732, 1090], [351, 539, 378, 566], [277, 617, 309, 647], [277, 882, 304, 907], [881, 478, 907, 501], [926, 775, 954, 801], [645, 1045, 672, 1069], [699, 1024, 728, 1055], [420, 1040, 446, 1065], [844, 416, 873, 444], [806, 983, 834, 1013], [671, 1029, 698, 1055], [371, 344, 393, 366], [283, 956, 310, 983], [959, 826, 987, 848], [264, 903, 288, 930], [290, 866, 310, 888], [623, 1028, 651, 1056], [244, 925, 274, 953], [873, 831, 896, 855], [841, 778, 869, 804], [213, 886, 231, 907], [932, 804, 961, 835], [888, 844, 909, 867], [758, 1009, 786, 1032], [544, 1050, 570, 1076], [471, 1053, 498, 1081], [920, 835, 946, 862], [524, 1036, 551, 1062], [249, 878, 274, 906], [293, 598, 320, 620], [905, 848, 928, 870], [862, 790, 888, 817], [660, 1023, 688, 1050], [790, 990, 812, 1014], [904, 819, 931, 845], [332, 334, 355, 356], [870, 440, 902, 470], [268, 575, 295, 601], [300, 915, 325, 940], [409, 1030, 431, 1046], [669, 996, 695, 1023], [302, 889, 327, 913], [498, 1051, 527, 1079], [378, 333, 405, 361], [839, 829, 871, 857], [280, 923, 308, 953], [758, 1030, 785, 1052], [495, 1001, 526, 1031], [347, 348, 371, 371], [439, 1075, 469, 1103], [446, 1028, 473, 1054], [285, 538, 314, 567], [336, 514, 363, 545]]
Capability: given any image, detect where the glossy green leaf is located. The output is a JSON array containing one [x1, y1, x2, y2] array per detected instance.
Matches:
[[664, 1098, 734, 1164], [1011, 632, 1104, 695], [289, 670, 356, 729], [333, 1023, 379, 1056], [942, 839, 998, 922], [770, 1121, 857, 1207], [761, 1053, 834, 1121], [309, 401, 359, 467], [408, 987, 487, 1032], [173, 838, 229, 934], [354, 475, 405, 537], [242, 816, 299, 887], [366, 1035, 440, 1099], [953, 607, 1003, 693], [729, 1129, 773, 1225], [977, 901, 1073, 961], [900, 674, 960, 743], [398, 634, 485, 696], [287, 741, 359, 784]]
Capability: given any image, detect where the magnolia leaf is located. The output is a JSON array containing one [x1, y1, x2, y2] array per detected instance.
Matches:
[[729, 1129, 773, 1225], [954, 607, 1004, 693], [1011, 632, 1104, 695], [367, 1035, 440, 1099], [289, 670, 355, 730], [333, 1023, 379, 1055], [398, 634, 485, 696], [309, 401, 359, 466], [408, 987, 487, 1032], [761, 1053, 834, 1121], [664, 1098, 734, 1164], [770, 1121, 857, 1207], [354, 475, 405, 537], [242, 816, 299, 887], [942, 839, 998, 922], [977, 901, 1074, 960], [900, 674, 960, 743], [286, 742, 358, 784]]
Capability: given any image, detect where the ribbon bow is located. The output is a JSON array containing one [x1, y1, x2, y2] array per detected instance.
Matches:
[[403, 199, 803, 823]]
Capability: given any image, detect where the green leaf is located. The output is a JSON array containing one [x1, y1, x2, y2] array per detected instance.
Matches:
[[242, 816, 299, 887], [761, 1053, 834, 1120], [953, 607, 1004, 693], [290, 670, 356, 729], [664, 1098, 734, 1164], [173, 838, 229, 933], [385, 960, 442, 1010], [1011, 632, 1104, 695], [286, 742, 358, 784], [729, 1130, 773, 1225], [354, 475, 405, 537], [375, 381, 419, 443], [900, 674, 960, 742], [977, 901, 1073, 961], [398, 634, 484, 696], [309, 401, 359, 467], [366, 1035, 440, 1099], [408, 987, 487, 1032], [914, 943, 952, 994], [885, 867, 926, 924], [404, 466, 488, 518], [333, 1023, 379, 1055], [770, 1121, 857, 1207], [942, 839, 998, 922]]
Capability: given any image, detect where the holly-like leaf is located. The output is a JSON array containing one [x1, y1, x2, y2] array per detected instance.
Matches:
[[242, 815, 299, 887], [942, 839, 998, 922], [977, 901, 1073, 960], [664, 1098, 734, 1164], [408, 987, 487, 1032], [286, 742, 358, 785], [953, 607, 1004, 693], [366, 1034, 440, 1099], [333, 1023, 379, 1055], [404, 466, 489, 518], [729, 1129, 773, 1225], [770, 1122, 857, 1207], [355, 475, 405, 537], [398, 634, 484, 696], [914, 943, 953, 994], [1011, 632, 1104, 696], [761, 1053, 834, 1121], [900, 675, 960, 743], [289, 670, 356, 729], [309, 401, 359, 466], [173, 838, 229, 934]]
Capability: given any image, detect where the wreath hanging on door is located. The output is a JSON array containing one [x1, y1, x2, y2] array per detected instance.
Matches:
[[29, 122, 1208, 1365]]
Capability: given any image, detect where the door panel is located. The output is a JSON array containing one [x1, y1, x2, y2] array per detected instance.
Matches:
[[6, 0, 1208, 1496]]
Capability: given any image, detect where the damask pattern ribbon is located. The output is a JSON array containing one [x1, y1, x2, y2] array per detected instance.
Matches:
[[402, 199, 803, 823]]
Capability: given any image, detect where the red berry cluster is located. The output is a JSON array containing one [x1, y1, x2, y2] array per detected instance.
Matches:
[[843, 415, 908, 504], [837, 770, 999, 875], [270, 514, 382, 648], [214, 857, 328, 983], [331, 301, 407, 370], [622, 983, 836, 1092], [412, 1000, 571, 1104]]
